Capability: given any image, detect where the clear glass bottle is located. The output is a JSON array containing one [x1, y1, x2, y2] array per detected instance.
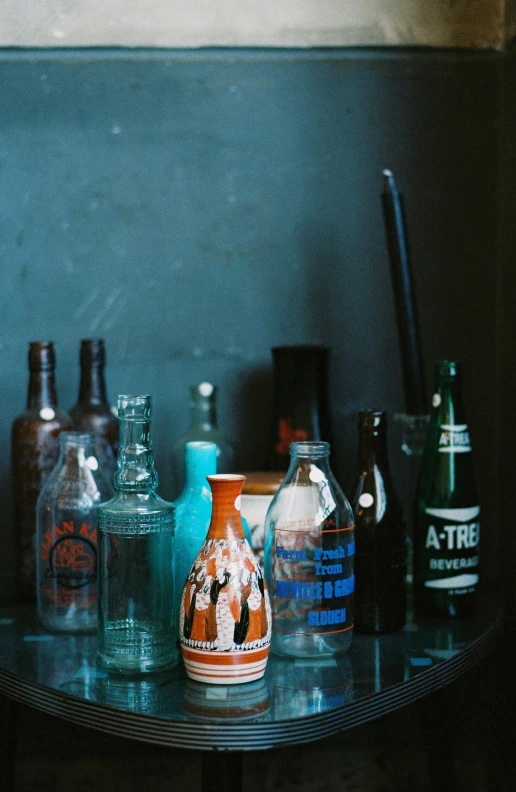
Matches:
[[97, 395, 178, 674], [171, 383, 236, 497], [36, 432, 114, 632], [264, 441, 355, 658]]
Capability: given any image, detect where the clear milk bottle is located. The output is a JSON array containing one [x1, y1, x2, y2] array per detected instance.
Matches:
[[264, 441, 355, 658], [36, 431, 113, 632]]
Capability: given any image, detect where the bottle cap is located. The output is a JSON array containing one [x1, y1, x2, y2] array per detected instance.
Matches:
[[28, 341, 55, 372]]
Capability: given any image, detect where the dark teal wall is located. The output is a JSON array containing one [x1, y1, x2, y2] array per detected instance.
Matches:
[[0, 48, 502, 602]]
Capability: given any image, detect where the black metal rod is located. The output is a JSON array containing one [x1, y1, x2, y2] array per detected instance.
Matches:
[[381, 169, 427, 416]]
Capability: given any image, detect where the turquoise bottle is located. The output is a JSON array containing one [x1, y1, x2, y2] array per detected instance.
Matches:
[[173, 441, 252, 609], [173, 441, 217, 609]]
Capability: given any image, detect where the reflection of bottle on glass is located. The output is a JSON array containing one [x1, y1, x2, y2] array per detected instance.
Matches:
[[97, 395, 178, 674], [12, 341, 73, 602], [271, 654, 352, 718], [414, 361, 480, 618], [36, 432, 113, 632], [351, 411, 406, 633], [69, 339, 119, 484], [264, 441, 355, 658], [171, 383, 236, 497], [182, 678, 270, 722]]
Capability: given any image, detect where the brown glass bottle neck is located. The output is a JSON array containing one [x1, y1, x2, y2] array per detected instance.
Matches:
[[356, 430, 391, 473], [78, 363, 108, 405], [27, 369, 58, 409]]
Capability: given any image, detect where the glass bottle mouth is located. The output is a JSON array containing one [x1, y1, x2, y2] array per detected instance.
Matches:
[[207, 474, 246, 482], [290, 441, 330, 458], [358, 410, 387, 432], [29, 341, 55, 371], [60, 431, 96, 448], [117, 394, 152, 420], [80, 338, 105, 366], [435, 360, 460, 378]]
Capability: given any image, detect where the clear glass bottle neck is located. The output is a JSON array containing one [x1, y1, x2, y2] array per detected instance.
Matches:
[[189, 384, 218, 431], [287, 442, 333, 481], [58, 434, 96, 467], [115, 398, 158, 492]]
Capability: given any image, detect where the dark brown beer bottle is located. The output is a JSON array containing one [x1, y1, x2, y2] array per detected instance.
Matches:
[[351, 411, 406, 633], [69, 339, 119, 483], [11, 342, 73, 602]]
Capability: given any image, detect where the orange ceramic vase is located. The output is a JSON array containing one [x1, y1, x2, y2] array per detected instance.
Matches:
[[179, 474, 271, 684]]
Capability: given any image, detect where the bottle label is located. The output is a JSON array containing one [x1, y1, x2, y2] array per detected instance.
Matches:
[[272, 523, 355, 636], [418, 506, 480, 594], [39, 520, 98, 606], [438, 424, 471, 453]]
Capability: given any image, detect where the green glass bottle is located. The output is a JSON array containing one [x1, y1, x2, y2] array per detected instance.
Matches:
[[97, 395, 178, 674], [414, 362, 480, 618]]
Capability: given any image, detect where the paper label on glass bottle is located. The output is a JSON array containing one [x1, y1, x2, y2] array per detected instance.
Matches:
[[419, 506, 480, 593], [438, 424, 471, 453], [39, 520, 98, 606], [272, 524, 355, 636]]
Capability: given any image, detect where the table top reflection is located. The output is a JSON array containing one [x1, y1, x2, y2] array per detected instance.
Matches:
[[0, 602, 501, 750]]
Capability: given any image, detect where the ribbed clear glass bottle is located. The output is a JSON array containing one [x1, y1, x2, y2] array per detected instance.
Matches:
[[97, 395, 178, 674]]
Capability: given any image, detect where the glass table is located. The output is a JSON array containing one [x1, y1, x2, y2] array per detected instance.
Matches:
[[0, 601, 502, 790]]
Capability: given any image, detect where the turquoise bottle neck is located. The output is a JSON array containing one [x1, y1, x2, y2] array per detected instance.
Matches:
[[182, 442, 217, 493]]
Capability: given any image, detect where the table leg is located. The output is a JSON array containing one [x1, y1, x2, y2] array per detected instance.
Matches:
[[419, 692, 458, 792], [202, 751, 243, 792], [0, 694, 18, 791]]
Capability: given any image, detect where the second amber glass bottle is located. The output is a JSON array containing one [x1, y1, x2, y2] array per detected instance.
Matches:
[[70, 339, 118, 483], [351, 411, 406, 633]]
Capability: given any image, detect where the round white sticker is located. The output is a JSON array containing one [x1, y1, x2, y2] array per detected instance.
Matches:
[[234, 495, 242, 511], [199, 382, 214, 397], [359, 493, 374, 508], [309, 466, 325, 483], [110, 405, 118, 417], [39, 408, 55, 421], [432, 393, 441, 407], [86, 456, 99, 471]]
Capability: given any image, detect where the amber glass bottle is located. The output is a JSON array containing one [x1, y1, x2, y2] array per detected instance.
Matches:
[[70, 339, 119, 483], [11, 342, 73, 602], [352, 411, 406, 633]]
